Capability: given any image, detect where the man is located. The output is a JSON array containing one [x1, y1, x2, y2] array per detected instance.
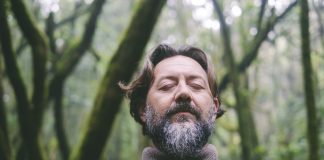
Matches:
[[120, 44, 224, 160]]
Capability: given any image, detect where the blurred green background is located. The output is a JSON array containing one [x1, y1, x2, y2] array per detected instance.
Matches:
[[0, 0, 323, 160]]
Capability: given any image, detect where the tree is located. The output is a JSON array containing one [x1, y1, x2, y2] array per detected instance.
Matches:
[[48, 0, 108, 158], [217, 1, 298, 93], [0, 0, 46, 159], [0, 48, 10, 160], [299, 0, 319, 159], [1, 0, 323, 159], [69, 0, 166, 159], [212, 0, 298, 159], [1, 0, 166, 159], [212, 1, 260, 159]]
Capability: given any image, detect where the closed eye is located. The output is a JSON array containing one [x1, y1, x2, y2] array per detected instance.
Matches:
[[159, 84, 176, 91], [187, 77, 207, 91], [190, 83, 205, 90]]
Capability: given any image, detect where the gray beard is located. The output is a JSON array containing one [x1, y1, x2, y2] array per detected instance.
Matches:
[[144, 105, 215, 159]]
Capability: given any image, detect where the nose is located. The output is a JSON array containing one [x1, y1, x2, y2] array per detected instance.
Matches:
[[174, 82, 192, 102]]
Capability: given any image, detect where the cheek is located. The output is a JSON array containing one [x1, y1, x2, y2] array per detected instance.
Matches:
[[192, 94, 214, 113], [146, 91, 174, 112]]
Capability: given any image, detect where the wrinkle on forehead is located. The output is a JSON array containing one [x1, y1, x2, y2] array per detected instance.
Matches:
[[154, 56, 207, 76], [151, 56, 210, 90]]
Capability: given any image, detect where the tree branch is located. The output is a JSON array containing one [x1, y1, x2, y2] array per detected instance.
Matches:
[[89, 46, 100, 62], [46, 0, 107, 158], [218, 1, 298, 93], [54, 83, 70, 160], [46, 12, 57, 55], [0, 0, 44, 159], [212, 2, 260, 159], [10, 0, 49, 133], [0, 48, 11, 160], [15, 38, 28, 56], [49, 0, 107, 94], [55, 4, 90, 30], [257, 0, 268, 31]]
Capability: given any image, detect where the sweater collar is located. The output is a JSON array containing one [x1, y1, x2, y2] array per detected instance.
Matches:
[[141, 144, 218, 160]]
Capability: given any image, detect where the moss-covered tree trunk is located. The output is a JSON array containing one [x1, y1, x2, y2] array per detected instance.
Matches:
[[237, 74, 260, 160], [0, 129, 10, 160], [212, 1, 297, 158], [217, 1, 298, 93], [0, 49, 11, 160], [54, 83, 70, 160], [299, 0, 319, 160], [10, 0, 49, 134], [0, 0, 45, 159], [69, 0, 166, 159], [212, 1, 261, 160], [212, 1, 298, 159], [48, 0, 108, 158]]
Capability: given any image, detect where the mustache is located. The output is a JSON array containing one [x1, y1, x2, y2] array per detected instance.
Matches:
[[165, 101, 201, 119]]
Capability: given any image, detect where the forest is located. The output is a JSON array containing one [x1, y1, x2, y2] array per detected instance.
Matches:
[[0, 0, 323, 160]]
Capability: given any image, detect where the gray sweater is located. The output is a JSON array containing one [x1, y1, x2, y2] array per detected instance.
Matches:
[[141, 144, 218, 160]]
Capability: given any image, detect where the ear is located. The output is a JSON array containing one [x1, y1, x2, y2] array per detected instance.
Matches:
[[213, 97, 219, 114], [139, 105, 146, 123]]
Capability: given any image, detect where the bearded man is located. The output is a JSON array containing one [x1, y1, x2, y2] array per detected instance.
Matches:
[[120, 44, 224, 160]]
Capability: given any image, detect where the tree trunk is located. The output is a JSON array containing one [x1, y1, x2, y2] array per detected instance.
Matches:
[[0, 129, 10, 160], [217, 1, 298, 93], [237, 74, 260, 160], [69, 0, 166, 159], [0, 0, 44, 159], [0, 50, 11, 160], [299, 0, 319, 160], [48, 0, 108, 158], [54, 82, 70, 160], [10, 0, 49, 134], [212, 1, 261, 159]]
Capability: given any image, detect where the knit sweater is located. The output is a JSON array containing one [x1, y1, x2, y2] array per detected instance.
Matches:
[[141, 144, 218, 160]]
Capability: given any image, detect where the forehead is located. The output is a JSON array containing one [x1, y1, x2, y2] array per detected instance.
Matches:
[[153, 55, 207, 79]]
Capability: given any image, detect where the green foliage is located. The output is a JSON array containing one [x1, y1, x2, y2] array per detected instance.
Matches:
[[1, 0, 323, 159]]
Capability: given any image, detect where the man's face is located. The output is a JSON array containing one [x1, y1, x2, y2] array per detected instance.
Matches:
[[141, 55, 218, 158]]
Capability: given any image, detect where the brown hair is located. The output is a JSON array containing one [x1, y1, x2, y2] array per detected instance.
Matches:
[[119, 44, 224, 125]]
